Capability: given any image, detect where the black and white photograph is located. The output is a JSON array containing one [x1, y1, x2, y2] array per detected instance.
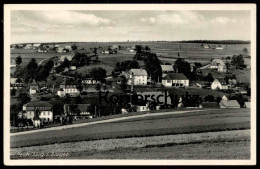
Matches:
[[3, 4, 256, 165]]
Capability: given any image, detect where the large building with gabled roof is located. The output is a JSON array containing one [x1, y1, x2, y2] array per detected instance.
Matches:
[[23, 101, 53, 122], [126, 69, 148, 85]]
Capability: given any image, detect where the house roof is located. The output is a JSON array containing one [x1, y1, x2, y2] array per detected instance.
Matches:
[[60, 80, 78, 85], [30, 80, 38, 86], [163, 73, 188, 80], [24, 101, 53, 110], [199, 64, 211, 70], [64, 104, 90, 112], [220, 100, 240, 108], [107, 76, 125, 82], [244, 102, 251, 108], [10, 78, 17, 84], [213, 78, 227, 84], [129, 69, 148, 76], [211, 59, 225, 66], [161, 65, 174, 72]]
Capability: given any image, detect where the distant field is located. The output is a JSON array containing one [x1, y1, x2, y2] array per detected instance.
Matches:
[[230, 69, 251, 84], [10, 42, 250, 66], [11, 49, 60, 66], [11, 108, 250, 148]]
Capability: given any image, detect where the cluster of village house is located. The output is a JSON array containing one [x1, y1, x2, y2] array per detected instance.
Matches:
[[11, 43, 73, 53], [11, 44, 250, 127]]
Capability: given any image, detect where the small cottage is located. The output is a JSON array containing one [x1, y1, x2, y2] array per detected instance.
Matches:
[[211, 79, 229, 90], [219, 100, 240, 108]]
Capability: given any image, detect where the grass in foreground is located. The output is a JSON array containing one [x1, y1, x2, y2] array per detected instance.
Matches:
[[11, 109, 250, 148]]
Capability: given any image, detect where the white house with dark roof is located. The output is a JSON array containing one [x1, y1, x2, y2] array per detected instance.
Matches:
[[211, 79, 229, 90], [162, 73, 189, 87], [126, 69, 148, 85], [199, 59, 227, 72], [23, 101, 53, 122], [64, 104, 91, 117], [57, 80, 79, 97], [161, 65, 174, 77], [10, 78, 24, 89]]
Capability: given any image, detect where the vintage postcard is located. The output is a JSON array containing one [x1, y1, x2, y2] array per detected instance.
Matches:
[[4, 4, 256, 165]]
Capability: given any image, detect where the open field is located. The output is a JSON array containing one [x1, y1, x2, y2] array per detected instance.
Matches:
[[11, 49, 60, 66], [230, 68, 251, 84], [11, 42, 250, 66], [72, 140, 250, 159], [11, 108, 250, 148], [11, 129, 250, 159]]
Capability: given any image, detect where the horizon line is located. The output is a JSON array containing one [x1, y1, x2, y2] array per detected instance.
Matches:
[[11, 39, 251, 45]]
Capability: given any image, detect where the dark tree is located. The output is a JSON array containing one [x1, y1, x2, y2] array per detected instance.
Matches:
[[173, 58, 191, 79], [194, 62, 202, 68], [204, 95, 215, 102], [15, 56, 22, 66], [215, 96, 222, 104], [93, 47, 98, 56], [44, 60, 54, 71], [144, 46, 151, 53], [204, 73, 214, 83], [35, 65, 50, 83], [96, 84, 101, 91], [89, 67, 107, 83], [62, 94, 71, 104], [231, 54, 246, 69], [120, 76, 128, 91], [18, 93, 31, 105], [77, 85, 83, 94], [11, 89, 16, 97], [74, 95, 82, 104], [144, 53, 162, 82], [71, 44, 77, 50], [243, 47, 248, 53], [52, 101, 64, 116], [50, 75, 57, 94], [24, 58, 38, 83]]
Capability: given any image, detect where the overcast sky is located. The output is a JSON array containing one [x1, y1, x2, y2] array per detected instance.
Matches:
[[11, 10, 251, 43]]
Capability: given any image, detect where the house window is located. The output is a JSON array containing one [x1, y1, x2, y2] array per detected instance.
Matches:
[[167, 80, 171, 83], [48, 112, 50, 116]]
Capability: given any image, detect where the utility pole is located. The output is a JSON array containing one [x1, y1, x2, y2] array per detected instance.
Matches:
[[95, 106, 96, 117]]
